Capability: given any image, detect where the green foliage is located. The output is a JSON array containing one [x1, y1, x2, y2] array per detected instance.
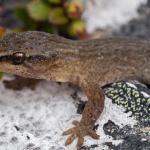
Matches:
[[48, 0, 63, 5], [27, 0, 50, 21], [65, 0, 83, 19], [49, 7, 68, 25], [15, 7, 37, 29], [68, 20, 85, 37], [14, 0, 87, 39]]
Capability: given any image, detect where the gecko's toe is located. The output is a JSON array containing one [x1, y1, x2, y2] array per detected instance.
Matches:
[[87, 129, 100, 139], [63, 120, 99, 148], [77, 136, 84, 148], [63, 127, 75, 135], [65, 134, 76, 145]]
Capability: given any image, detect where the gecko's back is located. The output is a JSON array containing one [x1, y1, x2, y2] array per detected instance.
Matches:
[[76, 38, 150, 85]]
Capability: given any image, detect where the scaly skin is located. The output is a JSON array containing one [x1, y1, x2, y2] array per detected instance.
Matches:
[[0, 31, 150, 148]]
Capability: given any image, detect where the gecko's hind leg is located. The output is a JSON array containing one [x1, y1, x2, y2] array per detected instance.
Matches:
[[63, 81, 104, 148]]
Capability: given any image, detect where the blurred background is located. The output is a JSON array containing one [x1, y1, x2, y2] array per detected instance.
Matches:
[[0, 0, 150, 40]]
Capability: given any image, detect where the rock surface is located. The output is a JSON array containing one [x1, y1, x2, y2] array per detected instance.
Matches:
[[0, 76, 149, 150]]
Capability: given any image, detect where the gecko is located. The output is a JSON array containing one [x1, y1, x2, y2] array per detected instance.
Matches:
[[0, 31, 150, 148]]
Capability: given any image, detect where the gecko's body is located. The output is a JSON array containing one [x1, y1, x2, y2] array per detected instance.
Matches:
[[0, 31, 150, 148]]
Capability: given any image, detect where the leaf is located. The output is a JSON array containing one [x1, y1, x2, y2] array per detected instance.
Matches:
[[65, 0, 84, 19], [27, 0, 50, 21], [68, 19, 86, 37], [48, 7, 68, 25]]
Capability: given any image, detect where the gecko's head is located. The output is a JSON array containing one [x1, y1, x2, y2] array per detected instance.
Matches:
[[0, 31, 72, 80]]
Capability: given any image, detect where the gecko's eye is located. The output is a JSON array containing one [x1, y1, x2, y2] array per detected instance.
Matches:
[[12, 52, 26, 65]]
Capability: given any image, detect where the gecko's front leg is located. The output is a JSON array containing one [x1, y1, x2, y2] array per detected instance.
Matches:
[[63, 81, 105, 148]]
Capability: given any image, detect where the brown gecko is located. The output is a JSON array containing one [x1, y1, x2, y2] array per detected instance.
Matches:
[[0, 31, 150, 148]]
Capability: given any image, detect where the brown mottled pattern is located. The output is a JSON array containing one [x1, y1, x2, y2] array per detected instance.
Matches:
[[0, 31, 150, 148]]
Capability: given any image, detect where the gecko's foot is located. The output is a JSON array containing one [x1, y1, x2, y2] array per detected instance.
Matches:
[[63, 120, 99, 148]]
